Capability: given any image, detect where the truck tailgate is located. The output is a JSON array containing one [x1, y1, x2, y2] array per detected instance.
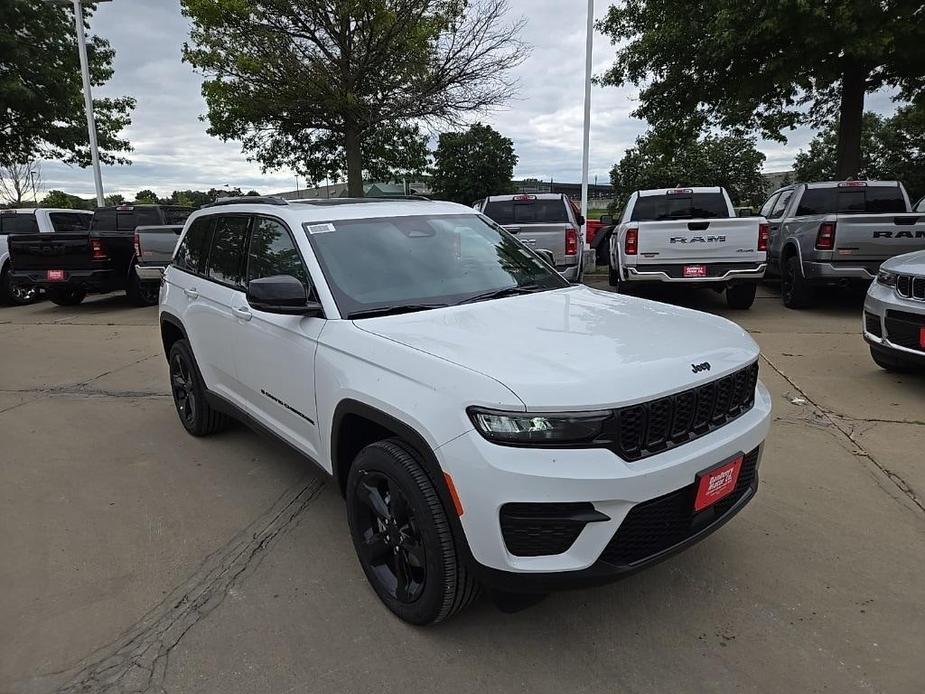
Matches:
[[832, 213, 925, 261], [9, 233, 92, 271], [136, 226, 181, 266], [502, 224, 569, 264], [635, 218, 763, 263]]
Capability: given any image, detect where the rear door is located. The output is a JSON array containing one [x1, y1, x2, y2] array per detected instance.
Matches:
[[232, 216, 325, 459], [482, 196, 572, 264]]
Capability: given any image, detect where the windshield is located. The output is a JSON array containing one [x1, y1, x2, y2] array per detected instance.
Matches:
[[303, 213, 568, 318], [631, 192, 730, 221]]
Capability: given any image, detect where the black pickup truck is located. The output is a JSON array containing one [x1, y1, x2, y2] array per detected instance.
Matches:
[[9, 204, 192, 306]]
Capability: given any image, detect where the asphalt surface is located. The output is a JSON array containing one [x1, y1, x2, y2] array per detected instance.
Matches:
[[1, 282, 923, 694]]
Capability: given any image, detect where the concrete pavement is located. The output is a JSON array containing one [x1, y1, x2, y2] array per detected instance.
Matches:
[[1, 285, 923, 694]]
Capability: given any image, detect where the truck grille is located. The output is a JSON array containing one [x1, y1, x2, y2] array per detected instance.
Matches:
[[884, 310, 925, 352], [613, 362, 759, 462], [599, 447, 760, 567], [896, 274, 925, 301]]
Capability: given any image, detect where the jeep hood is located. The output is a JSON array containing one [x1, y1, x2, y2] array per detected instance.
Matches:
[[353, 285, 760, 410], [881, 249, 925, 275]]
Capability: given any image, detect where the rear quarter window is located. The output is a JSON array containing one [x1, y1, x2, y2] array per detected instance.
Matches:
[[483, 199, 570, 225], [0, 214, 38, 234], [49, 213, 92, 232], [173, 217, 215, 275]]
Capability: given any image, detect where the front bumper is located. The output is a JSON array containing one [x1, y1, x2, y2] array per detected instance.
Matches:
[[436, 380, 772, 583], [863, 281, 925, 359], [624, 262, 766, 283], [135, 264, 165, 281]]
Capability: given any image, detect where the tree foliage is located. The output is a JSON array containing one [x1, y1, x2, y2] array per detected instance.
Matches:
[[609, 132, 767, 210], [181, 0, 528, 196], [0, 0, 134, 166], [794, 105, 925, 201], [39, 190, 95, 210], [597, 0, 925, 179], [430, 123, 517, 204], [135, 189, 159, 204]]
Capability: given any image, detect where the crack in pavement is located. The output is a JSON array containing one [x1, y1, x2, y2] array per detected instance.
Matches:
[[761, 354, 924, 516], [0, 386, 169, 400], [41, 476, 327, 694]]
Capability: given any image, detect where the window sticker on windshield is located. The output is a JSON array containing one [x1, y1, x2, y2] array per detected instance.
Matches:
[[306, 223, 336, 234]]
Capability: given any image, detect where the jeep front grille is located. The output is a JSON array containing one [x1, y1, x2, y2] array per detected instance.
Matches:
[[896, 274, 925, 301]]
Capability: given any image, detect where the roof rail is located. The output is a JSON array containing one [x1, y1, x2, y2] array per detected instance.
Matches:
[[205, 196, 289, 207]]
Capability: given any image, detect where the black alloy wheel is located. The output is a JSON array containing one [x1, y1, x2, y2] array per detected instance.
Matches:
[[354, 470, 427, 603], [167, 339, 230, 436]]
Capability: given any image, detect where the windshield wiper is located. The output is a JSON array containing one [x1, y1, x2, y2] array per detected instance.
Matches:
[[348, 303, 450, 319], [457, 284, 544, 305]]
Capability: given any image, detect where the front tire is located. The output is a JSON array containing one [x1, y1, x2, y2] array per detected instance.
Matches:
[[781, 255, 814, 309], [346, 439, 479, 625], [47, 287, 86, 306], [725, 282, 757, 309], [168, 339, 231, 436]]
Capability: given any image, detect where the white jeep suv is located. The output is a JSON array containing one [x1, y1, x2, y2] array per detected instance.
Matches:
[[159, 196, 772, 624]]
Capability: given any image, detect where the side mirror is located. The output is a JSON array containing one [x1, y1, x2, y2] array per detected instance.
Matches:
[[576, 214, 585, 227], [599, 214, 613, 226], [535, 248, 556, 266], [246, 275, 322, 316]]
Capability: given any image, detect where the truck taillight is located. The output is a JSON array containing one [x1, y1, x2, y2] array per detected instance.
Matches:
[[133, 231, 141, 259], [815, 222, 836, 250], [757, 223, 769, 252], [90, 238, 108, 261], [565, 227, 578, 256], [624, 227, 638, 255]]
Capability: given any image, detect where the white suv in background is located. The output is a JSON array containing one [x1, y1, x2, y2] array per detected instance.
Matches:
[[159, 196, 772, 624]]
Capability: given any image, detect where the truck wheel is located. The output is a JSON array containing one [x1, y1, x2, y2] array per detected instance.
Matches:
[[781, 255, 814, 309], [725, 282, 757, 310], [168, 339, 231, 436], [0, 265, 37, 305], [608, 260, 625, 292], [126, 270, 160, 307], [47, 287, 86, 306], [346, 438, 479, 625]]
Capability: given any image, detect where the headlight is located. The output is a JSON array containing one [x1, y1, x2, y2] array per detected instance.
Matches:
[[468, 407, 611, 445], [877, 269, 897, 286]]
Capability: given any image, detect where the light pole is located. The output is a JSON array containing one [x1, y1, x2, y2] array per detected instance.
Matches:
[[30, 170, 39, 204], [49, 0, 109, 206], [579, 0, 594, 254]]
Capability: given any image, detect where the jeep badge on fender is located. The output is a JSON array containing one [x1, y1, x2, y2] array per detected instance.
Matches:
[[691, 361, 711, 373]]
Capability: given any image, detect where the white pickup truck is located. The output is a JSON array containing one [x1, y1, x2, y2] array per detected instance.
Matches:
[[606, 187, 768, 309]]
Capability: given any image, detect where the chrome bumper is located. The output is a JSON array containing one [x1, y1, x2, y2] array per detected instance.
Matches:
[[625, 263, 766, 283], [135, 265, 165, 281], [803, 261, 875, 281]]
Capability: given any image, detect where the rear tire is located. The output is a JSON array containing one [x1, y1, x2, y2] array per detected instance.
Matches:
[[346, 438, 479, 625], [168, 339, 231, 436], [781, 255, 814, 309], [725, 282, 757, 310], [47, 287, 86, 306], [126, 268, 160, 307], [0, 265, 37, 305]]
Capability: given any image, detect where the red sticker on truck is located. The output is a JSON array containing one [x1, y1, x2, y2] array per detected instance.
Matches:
[[694, 455, 743, 512]]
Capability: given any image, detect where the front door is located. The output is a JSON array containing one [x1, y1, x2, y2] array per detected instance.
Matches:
[[233, 216, 325, 460]]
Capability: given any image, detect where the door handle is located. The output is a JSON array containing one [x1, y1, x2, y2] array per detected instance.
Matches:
[[184, 287, 199, 299], [232, 306, 252, 321]]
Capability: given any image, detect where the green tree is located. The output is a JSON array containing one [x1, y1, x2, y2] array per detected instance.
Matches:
[[135, 189, 159, 204], [245, 190, 260, 197], [794, 105, 925, 201], [609, 132, 767, 210], [105, 193, 125, 206], [40, 190, 95, 209], [431, 123, 518, 204], [597, 0, 925, 180], [168, 190, 212, 208], [0, 0, 135, 166], [181, 0, 528, 196]]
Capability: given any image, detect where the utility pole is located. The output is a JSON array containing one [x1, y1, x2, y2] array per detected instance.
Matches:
[[579, 0, 594, 253], [70, 0, 107, 207]]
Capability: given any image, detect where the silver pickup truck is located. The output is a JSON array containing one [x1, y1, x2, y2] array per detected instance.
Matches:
[[760, 181, 925, 308], [133, 224, 183, 284], [475, 193, 585, 281]]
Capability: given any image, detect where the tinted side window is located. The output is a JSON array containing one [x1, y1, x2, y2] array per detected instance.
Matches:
[[0, 214, 38, 233], [247, 218, 307, 285], [118, 208, 161, 231], [206, 216, 249, 287], [769, 191, 793, 219], [173, 217, 215, 274], [758, 193, 780, 218], [49, 213, 92, 232], [90, 209, 116, 231]]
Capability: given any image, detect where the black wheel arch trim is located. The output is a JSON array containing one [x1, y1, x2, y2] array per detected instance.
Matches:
[[159, 311, 188, 360], [331, 398, 476, 564]]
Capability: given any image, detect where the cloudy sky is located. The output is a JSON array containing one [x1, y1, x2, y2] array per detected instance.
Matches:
[[42, 0, 900, 199]]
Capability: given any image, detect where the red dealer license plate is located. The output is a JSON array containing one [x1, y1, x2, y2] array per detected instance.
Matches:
[[920, 327, 925, 350], [683, 265, 707, 278], [46, 270, 66, 281], [694, 455, 743, 512]]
